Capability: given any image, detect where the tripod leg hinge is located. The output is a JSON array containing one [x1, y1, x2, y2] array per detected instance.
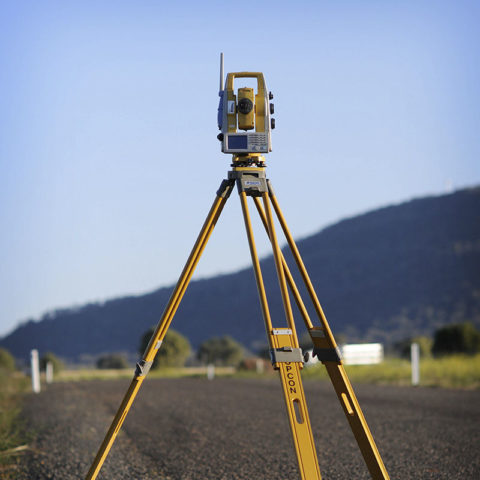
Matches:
[[135, 360, 153, 377], [313, 347, 342, 363], [266, 179, 275, 196], [216, 179, 235, 198], [270, 347, 304, 364]]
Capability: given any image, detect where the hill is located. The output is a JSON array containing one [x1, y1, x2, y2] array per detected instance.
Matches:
[[1, 186, 479, 362]]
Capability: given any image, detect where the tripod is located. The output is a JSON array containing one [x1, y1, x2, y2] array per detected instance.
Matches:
[[86, 159, 390, 480]]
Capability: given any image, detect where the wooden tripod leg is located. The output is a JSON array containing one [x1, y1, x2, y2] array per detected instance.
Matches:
[[267, 182, 390, 480], [239, 191, 321, 480], [85, 179, 233, 480]]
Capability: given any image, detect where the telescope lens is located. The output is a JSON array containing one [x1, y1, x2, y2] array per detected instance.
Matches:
[[238, 98, 253, 115]]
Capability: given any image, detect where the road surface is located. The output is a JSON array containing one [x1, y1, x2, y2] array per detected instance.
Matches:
[[18, 377, 480, 479]]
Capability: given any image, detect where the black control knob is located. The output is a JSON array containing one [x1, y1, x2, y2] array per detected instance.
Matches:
[[269, 91, 274, 100], [271, 118, 275, 129], [217, 133, 224, 142], [270, 103, 274, 114]]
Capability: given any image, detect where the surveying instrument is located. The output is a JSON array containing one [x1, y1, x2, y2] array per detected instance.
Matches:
[[86, 54, 390, 480]]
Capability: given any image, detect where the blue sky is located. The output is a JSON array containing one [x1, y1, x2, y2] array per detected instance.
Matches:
[[1, 0, 479, 336]]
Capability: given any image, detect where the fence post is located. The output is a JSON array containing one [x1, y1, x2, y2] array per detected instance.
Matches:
[[207, 363, 215, 380], [31, 349, 41, 393], [256, 358, 264, 374], [46, 361, 54, 384], [411, 342, 420, 386]]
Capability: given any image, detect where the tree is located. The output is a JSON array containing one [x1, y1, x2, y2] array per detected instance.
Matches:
[[432, 322, 480, 356], [139, 328, 191, 369], [197, 336, 244, 366], [96, 354, 129, 369], [394, 336, 433, 359], [40, 352, 64, 373], [0, 348, 15, 371]]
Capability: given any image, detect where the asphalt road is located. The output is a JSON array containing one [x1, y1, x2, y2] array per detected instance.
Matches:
[[18, 377, 480, 479]]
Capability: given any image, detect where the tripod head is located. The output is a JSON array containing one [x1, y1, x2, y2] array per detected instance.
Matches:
[[217, 53, 275, 165]]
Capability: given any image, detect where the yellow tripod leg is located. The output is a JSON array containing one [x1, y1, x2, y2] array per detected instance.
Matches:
[[85, 180, 233, 480], [270, 328, 322, 480], [239, 191, 321, 480], [268, 184, 390, 480], [252, 196, 314, 331]]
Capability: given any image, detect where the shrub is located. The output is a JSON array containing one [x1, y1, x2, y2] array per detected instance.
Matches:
[[197, 336, 244, 367], [432, 322, 480, 356], [96, 354, 129, 370], [40, 352, 64, 373], [0, 348, 15, 371], [394, 336, 433, 359], [139, 328, 191, 368]]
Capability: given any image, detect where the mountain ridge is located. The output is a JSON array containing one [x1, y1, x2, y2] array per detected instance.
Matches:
[[2, 186, 479, 362]]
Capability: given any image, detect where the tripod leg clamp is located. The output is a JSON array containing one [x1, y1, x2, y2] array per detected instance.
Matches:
[[313, 347, 342, 363], [216, 179, 235, 198], [135, 360, 153, 377], [270, 346, 304, 364]]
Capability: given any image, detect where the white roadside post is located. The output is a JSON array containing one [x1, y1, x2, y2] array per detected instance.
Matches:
[[256, 358, 264, 374], [46, 361, 54, 384], [207, 363, 215, 380], [411, 342, 420, 386], [31, 349, 41, 393]]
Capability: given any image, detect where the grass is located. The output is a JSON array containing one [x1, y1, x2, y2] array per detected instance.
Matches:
[[40, 354, 480, 389], [415, 353, 480, 388], [55, 365, 236, 382], [0, 369, 29, 478], [301, 353, 480, 389]]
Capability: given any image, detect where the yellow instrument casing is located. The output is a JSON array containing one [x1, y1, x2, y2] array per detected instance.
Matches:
[[218, 68, 273, 155], [237, 87, 255, 131]]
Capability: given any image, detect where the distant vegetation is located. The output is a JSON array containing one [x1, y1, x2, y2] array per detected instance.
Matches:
[[393, 335, 433, 359], [302, 354, 480, 389], [138, 328, 191, 369], [0, 348, 15, 371], [96, 353, 129, 370], [432, 322, 480, 356], [39, 352, 64, 374], [0, 348, 28, 477], [197, 335, 245, 367], [302, 322, 480, 388]]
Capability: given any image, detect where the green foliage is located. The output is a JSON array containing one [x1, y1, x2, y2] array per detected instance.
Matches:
[[0, 348, 15, 371], [394, 335, 433, 359], [0, 369, 29, 475], [96, 354, 129, 370], [432, 322, 480, 356], [302, 354, 480, 388], [414, 336, 433, 357], [418, 354, 480, 388], [197, 335, 244, 366], [139, 328, 191, 369], [40, 352, 64, 373]]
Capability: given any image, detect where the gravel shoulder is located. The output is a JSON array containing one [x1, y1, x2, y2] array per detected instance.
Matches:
[[18, 377, 480, 479]]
